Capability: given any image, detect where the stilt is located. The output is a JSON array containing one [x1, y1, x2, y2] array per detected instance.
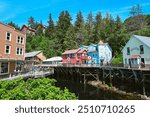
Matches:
[[109, 68, 112, 87], [142, 74, 146, 96], [102, 68, 105, 84], [84, 74, 87, 93]]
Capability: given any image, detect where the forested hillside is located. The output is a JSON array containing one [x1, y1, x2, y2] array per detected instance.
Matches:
[[7, 4, 150, 59]]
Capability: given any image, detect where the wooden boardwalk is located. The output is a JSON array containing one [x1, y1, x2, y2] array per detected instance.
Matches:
[[39, 63, 150, 95], [0, 70, 54, 81]]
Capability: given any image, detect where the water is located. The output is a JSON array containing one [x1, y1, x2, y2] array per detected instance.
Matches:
[[55, 79, 117, 100]]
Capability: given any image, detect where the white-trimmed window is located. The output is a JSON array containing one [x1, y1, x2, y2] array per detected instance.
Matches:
[[17, 36, 24, 44], [16, 47, 23, 55], [6, 32, 11, 41], [5, 45, 11, 54]]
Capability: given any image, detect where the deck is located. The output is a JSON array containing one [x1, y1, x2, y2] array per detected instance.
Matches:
[[0, 69, 54, 81]]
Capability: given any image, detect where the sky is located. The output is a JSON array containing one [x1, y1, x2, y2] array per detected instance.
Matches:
[[0, 0, 150, 27]]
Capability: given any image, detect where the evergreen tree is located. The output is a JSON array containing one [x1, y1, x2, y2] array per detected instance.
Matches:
[[93, 12, 102, 43], [86, 12, 94, 44], [55, 11, 72, 53], [36, 24, 44, 36], [136, 4, 142, 16], [63, 26, 77, 50], [7, 21, 20, 30], [74, 11, 88, 46], [45, 13, 55, 38], [75, 11, 84, 32], [28, 16, 36, 29], [130, 5, 136, 17]]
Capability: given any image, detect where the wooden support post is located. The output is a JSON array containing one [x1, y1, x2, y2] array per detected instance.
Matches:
[[109, 68, 112, 87], [84, 74, 87, 93], [102, 68, 105, 84], [142, 74, 146, 96], [96, 69, 100, 81]]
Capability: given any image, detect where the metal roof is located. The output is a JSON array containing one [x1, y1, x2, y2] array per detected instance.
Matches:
[[43, 56, 62, 62], [133, 35, 150, 48], [62, 49, 79, 54], [25, 51, 41, 58]]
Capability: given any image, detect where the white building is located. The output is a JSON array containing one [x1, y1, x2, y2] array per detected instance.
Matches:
[[122, 35, 150, 68], [42, 56, 62, 65]]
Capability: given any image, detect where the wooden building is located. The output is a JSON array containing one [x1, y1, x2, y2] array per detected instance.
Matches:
[[0, 22, 26, 76], [86, 41, 112, 65], [25, 51, 46, 65], [62, 49, 88, 64], [122, 35, 150, 68], [21, 25, 36, 35]]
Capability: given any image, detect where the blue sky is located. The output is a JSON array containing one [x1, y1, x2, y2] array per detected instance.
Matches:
[[0, 0, 150, 27]]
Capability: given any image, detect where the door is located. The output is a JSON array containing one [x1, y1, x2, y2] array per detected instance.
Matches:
[[129, 59, 131, 68], [141, 58, 145, 67]]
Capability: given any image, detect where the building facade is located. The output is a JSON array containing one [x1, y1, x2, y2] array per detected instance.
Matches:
[[25, 51, 46, 65], [0, 22, 26, 76], [87, 42, 112, 65], [21, 25, 36, 35], [62, 49, 88, 64], [122, 35, 150, 68], [98, 42, 112, 65], [87, 44, 99, 64]]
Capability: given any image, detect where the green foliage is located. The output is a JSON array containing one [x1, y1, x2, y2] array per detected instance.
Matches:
[[112, 54, 123, 64], [0, 78, 77, 100], [7, 21, 20, 30], [24, 10, 150, 58]]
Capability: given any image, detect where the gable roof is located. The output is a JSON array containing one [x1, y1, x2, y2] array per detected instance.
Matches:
[[21, 25, 36, 32], [62, 49, 79, 54], [62, 48, 87, 55], [122, 35, 150, 52], [25, 51, 41, 58], [133, 35, 150, 48]]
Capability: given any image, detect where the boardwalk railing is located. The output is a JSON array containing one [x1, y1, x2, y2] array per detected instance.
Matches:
[[0, 68, 54, 81], [40, 63, 124, 68]]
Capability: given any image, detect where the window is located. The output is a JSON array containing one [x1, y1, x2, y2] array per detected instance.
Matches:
[[140, 45, 144, 54], [16, 48, 20, 55], [16, 47, 23, 55], [6, 32, 11, 41], [0, 62, 8, 74], [20, 48, 23, 55], [5, 45, 11, 54], [67, 54, 70, 58], [17, 36, 24, 44], [78, 54, 81, 58], [127, 47, 130, 55], [21, 37, 24, 44], [72, 54, 75, 58]]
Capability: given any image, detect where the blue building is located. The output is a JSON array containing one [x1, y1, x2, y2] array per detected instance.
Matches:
[[87, 41, 112, 64], [80, 41, 112, 65], [87, 44, 99, 64]]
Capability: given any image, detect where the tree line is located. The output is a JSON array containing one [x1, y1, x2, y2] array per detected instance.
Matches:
[[26, 11, 129, 58], [7, 4, 150, 60]]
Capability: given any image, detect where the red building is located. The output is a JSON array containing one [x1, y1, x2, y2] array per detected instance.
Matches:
[[62, 49, 88, 64]]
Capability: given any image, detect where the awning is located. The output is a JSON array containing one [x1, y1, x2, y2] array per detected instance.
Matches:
[[131, 55, 140, 59]]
